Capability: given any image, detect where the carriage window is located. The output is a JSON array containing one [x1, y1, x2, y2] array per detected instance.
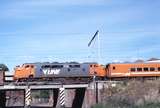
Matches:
[[137, 68, 142, 72], [130, 68, 136, 72], [158, 67, 160, 71], [143, 67, 149, 71], [113, 66, 115, 70], [150, 67, 155, 71], [69, 65, 80, 68]]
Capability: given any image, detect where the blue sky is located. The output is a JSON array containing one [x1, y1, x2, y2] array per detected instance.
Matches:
[[0, 0, 160, 71]]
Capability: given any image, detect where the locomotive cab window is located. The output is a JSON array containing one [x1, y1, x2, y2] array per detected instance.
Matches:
[[137, 68, 142, 72], [130, 68, 136, 72], [143, 67, 149, 71], [150, 67, 155, 71]]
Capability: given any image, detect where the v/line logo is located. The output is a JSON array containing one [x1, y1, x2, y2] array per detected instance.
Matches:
[[42, 69, 61, 75]]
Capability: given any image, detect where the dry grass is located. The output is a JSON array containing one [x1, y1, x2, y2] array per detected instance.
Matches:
[[95, 79, 160, 108]]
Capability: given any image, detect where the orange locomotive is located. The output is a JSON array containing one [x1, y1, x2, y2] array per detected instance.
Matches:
[[13, 62, 106, 81]]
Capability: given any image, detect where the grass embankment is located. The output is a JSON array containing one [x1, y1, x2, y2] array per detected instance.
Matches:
[[93, 80, 160, 108]]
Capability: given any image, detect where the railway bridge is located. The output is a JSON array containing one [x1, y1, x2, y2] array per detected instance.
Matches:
[[0, 83, 89, 108], [0, 73, 122, 108], [0, 80, 121, 108]]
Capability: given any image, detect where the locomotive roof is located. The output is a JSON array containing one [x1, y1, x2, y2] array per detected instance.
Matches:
[[22, 62, 98, 65]]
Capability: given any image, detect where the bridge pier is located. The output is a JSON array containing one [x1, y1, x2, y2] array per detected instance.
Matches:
[[53, 89, 59, 108], [25, 87, 31, 108], [57, 87, 65, 108], [0, 90, 6, 108], [72, 88, 86, 108], [56, 88, 87, 108]]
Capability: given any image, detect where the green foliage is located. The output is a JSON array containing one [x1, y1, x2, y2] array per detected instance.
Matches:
[[92, 104, 106, 108], [137, 103, 160, 108], [0, 64, 9, 71], [31, 90, 40, 98], [40, 90, 50, 98], [32, 90, 50, 98]]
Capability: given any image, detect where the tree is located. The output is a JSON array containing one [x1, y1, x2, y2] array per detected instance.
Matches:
[[40, 90, 50, 98], [135, 59, 144, 63], [148, 58, 160, 61], [0, 64, 9, 72]]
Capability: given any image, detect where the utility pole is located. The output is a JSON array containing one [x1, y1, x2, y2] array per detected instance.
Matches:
[[97, 31, 101, 63], [88, 30, 100, 104], [88, 30, 101, 63]]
